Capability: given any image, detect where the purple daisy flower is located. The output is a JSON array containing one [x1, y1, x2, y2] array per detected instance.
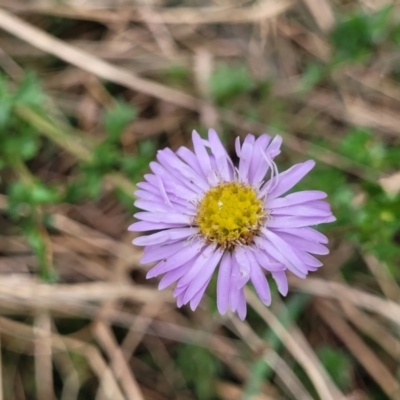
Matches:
[[129, 130, 335, 319]]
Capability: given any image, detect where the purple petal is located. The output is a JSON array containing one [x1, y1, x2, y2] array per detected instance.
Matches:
[[251, 135, 282, 185], [158, 261, 191, 290], [141, 174, 171, 205], [190, 278, 212, 311], [217, 252, 232, 315], [273, 227, 328, 244], [147, 241, 204, 278], [134, 212, 191, 225], [133, 189, 164, 203], [267, 190, 327, 209], [134, 199, 195, 214], [271, 204, 332, 218], [261, 229, 309, 275], [183, 248, 223, 304], [177, 243, 218, 288], [135, 187, 185, 208], [254, 235, 307, 278], [272, 230, 329, 255], [248, 134, 271, 184], [150, 162, 199, 199], [247, 251, 271, 306], [141, 241, 186, 264], [229, 257, 241, 311], [208, 153, 219, 173], [252, 248, 286, 272], [151, 163, 194, 199], [129, 221, 187, 232], [267, 135, 283, 158], [233, 247, 251, 289], [266, 215, 336, 229], [192, 130, 217, 185], [174, 284, 186, 298], [305, 201, 332, 211], [157, 148, 209, 192], [238, 134, 255, 183], [235, 136, 241, 157], [176, 293, 185, 308], [208, 129, 234, 181], [268, 160, 315, 199], [290, 247, 322, 268], [176, 146, 206, 178], [156, 174, 173, 207], [237, 290, 247, 320], [272, 271, 288, 296], [133, 227, 198, 246], [136, 181, 160, 196]]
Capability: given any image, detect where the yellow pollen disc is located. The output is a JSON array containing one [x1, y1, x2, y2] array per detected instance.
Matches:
[[196, 182, 265, 249]]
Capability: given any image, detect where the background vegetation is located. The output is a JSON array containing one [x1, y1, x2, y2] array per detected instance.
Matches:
[[0, 0, 399, 399]]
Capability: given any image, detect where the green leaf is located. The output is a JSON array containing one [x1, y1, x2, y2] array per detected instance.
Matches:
[[318, 346, 353, 390], [298, 62, 324, 92], [0, 74, 13, 127], [331, 13, 371, 60], [1, 130, 39, 162], [15, 71, 44, 106], [331, 6, 393, 61], [369, 5, 392, 43], [176, 344, 220, 400], [7, 179, 59, 208], [82, 171, 103, 200], [164, 64, 190, 86], [104, 100, 136, 142], [209, 64, 254, 104], [121, 140, 155, 178], [339, 128, 386, 168], [30, 183, 60, 204]]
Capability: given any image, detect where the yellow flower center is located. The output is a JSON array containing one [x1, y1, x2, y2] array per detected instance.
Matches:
[[196, 182, 265, 249]]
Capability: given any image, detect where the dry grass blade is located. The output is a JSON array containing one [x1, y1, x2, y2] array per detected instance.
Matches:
[[131, 1, 294, 24], [15, 105, 92, 161], [305, 91, 400, 138], [0, 316, 126, 400], [317, 301, 400, 400], [267, 351, 314, 400], [34, 313, 54, 400], [0, 2, 119, 23], [0, 7, 199, 111], [0, 276, 169, 305], [20, 86, 379, 187], [379, 171, 400, 196], [245, 288, 344, 400], [51, 333, 80, 400], [0, 335, 2, 400], [0, 9, 380, 188], [94, 322, 145, 400], [339, 302, 400, 362], [0, 1, 399, 398], [4, 1, 293, 24], [300, 0, 335, 32], [138, 6, 177, 57], [362, 252, 400, 301], [216, 381, 278, 400], [289, 277, 400, 327], [0, 42, 23, 79], [1, 5, 374, 187], [52, 214, 136, 260], [228, 317, 314, 400]]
